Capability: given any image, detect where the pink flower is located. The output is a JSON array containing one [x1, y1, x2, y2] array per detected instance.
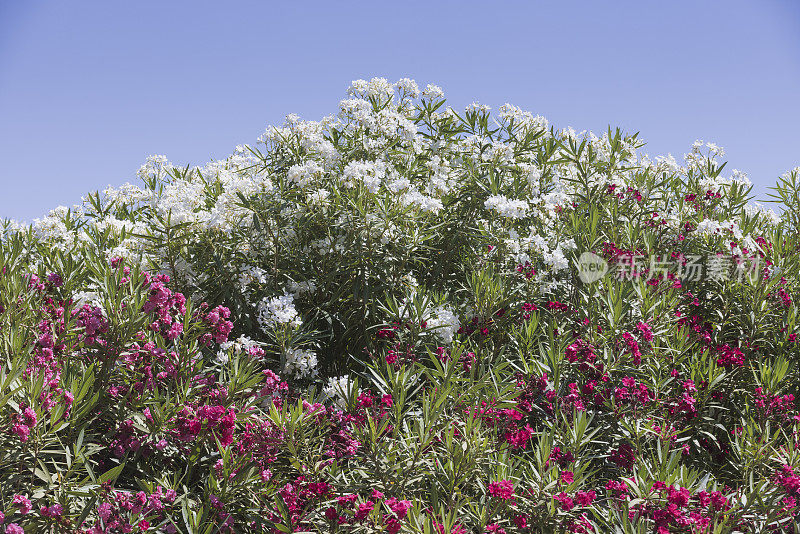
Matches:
[[6, 524, 24, 534], [12, 494, 32, 515], [636, 321, 654, 342], [209, 494, 223, 509], [22, 408, 37, 427], [554, 492, 575, 511], [560, 471, 574, 484], [386, 498, 413, 519], [40, 504, 63, 518], [324, 507, 338, 521], [97, 502, 113, 521], [12, 423, 30, 442], [575, 490, 596, 506], [667, 485, 691, 508], [487, 479, 515, 500], [355, 500, 374, 520], [337, 493, 358, 506]]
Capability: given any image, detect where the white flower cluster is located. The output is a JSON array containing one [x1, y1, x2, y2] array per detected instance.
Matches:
[[32, 207, 74, 250], [216, 335, 262, 364], [694, 218, 743, 239], [347, 77, 395, 100], [283, 347, 318, 379], [504, 229, 575, 274], [72, 289, 103, 309], [260, 113, 339, 166], [287, 280, 317, 296], [136, 154, 171, 181], [103, 182, 154, 205], [287, 160, 324, 186], [257, 293, 301, 331], [322, 375, 355, 408], [238, 266, 269, 293], [484, 195, 528, 219], [342, 160, 392, 194], [307, 189, 330, 205], [698, 169, 752, 194], [400, 189, 444, 214], [421, 84, 445, 100], [543, 245, 571, 272], [497, 103, 549, 133], [744, 202, 780, 226], [206, 169, 274, 231], [426, 305, 461, 344]]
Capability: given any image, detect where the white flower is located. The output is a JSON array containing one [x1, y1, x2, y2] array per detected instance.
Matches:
[[218, 335, 261, 362], [307, 189, 330, 205], [426, 305, 461, 344], [342, 160, 388, 194], [287, 280, 317, 296], [484, 195, 528, 219], [744, 202, 780, 226], [287, 160, 323, 186], [347, 77, 394, 100], [322, 375, 355, 408], [543, 247, 569, 271], [422, 84, 445, 100], [72, 289, 102, 309], [257, 293, 301, 330], [560, 238, 577, 251], [497, 103, 548, 132], [394, 78, 420, 98], [387, 177, 411, 193], [137, 155, 172, 181], [238, 266, 268, 292], [400, 189, 443, 213], [283, 347, 318, 379], [466, 102, 491, 113]]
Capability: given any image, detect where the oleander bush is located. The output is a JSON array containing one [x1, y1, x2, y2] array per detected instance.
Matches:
[[2, 77, 800, 533]]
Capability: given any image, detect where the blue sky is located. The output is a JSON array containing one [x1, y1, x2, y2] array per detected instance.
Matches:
[[1, 1, 799, 221]]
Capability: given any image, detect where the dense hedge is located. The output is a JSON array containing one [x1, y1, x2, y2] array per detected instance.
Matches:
[[1, 78, 800, 533]]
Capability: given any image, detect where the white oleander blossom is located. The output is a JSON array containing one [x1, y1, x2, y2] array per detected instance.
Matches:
[[695, 219, 743, 239], [238, 266, 269, 293], [287, 160, 323, 186], [744, 202, 780, 226], [342, 160, 391, 194], [72, 289, 103, 309], [421, 83, 445, 100], [307, 189, 330, 204], [216, 335, 262, 365], [257, 293, 301, 330], [426, 305, 461, 344], [283, 347, 318, 379], [322, 375, 355, 408], [136, 154, 172, 181], [399, 189, 443, 213], [484, 195, 528, 219], [287, 280, 317, 296], [543, 246, 570, 272]]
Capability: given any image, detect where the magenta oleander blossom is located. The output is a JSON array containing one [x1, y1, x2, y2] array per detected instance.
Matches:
[[487, 479, 515, 500], [12, 494, 32, 515]]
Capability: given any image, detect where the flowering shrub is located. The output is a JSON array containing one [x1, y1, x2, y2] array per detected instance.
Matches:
[[1, 77, 800, 532]]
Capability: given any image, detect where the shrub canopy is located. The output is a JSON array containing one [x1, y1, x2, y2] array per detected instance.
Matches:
[[1, 78, 800, 533]]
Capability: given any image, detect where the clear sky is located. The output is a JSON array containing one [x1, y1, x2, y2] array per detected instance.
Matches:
[[1, 1, 799, 222]]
